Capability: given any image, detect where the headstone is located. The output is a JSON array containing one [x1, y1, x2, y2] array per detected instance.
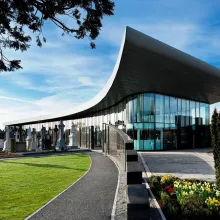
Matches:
[[56, 120, 66, 151], [53, 125, 59, 147], [3, 126, 11, 152], [37, 132, 41, 152], [19, 126, 23, 141], [26, 127, 32, 151], [15, 130, 19, 142], [40, 126, 46, 151], [45, 129, 52, 150], [68, 122, 78, 148], [31, 128, 38, 151]]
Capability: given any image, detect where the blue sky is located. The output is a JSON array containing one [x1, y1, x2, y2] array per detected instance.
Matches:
[[1, 0, 220, 129]]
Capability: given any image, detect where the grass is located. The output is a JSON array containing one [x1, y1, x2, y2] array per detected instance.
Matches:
[[0, 153, 91, 220]]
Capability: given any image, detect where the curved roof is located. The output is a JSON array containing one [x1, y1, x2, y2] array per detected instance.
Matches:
[[4, 26, 220, 126]]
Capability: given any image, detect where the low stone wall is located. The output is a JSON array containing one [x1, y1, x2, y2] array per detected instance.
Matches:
[[15, 142, 26, 152]]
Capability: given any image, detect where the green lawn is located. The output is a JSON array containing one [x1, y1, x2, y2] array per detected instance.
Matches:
[[0, 154, 91, 220]]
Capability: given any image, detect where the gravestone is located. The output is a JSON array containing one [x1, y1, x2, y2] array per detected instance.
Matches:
[[32, 128, 38, 151], [56, 120, 66, 151], [26, 127, 32, 151], [40, 126, 46, 151], [45, 129, 52, 150], [53, 125, 59, 147], [3, 126, 11, 152], [37, 132, 41, 152], [68, 122, 78, 148]]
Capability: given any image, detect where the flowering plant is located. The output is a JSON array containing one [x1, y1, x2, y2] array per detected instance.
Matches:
[[205, 197, 220, 210]]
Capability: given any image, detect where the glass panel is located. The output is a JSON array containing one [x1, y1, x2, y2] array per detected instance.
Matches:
[[132, 97, 137, 123], [205, 104, 210, 125], [200, 103, 206, 125], [129, 99, 133, 123], [143, 94, 155, 122], [164, 96, 170, 123], [181, 99, 186, 127], [155, 94, 164, 123], [137, 94, 143, 122], [155, 123, 163, 150], [196, 102, 200, 118], [170, 97, 177, 124], [133, 123, 143, 150], [185, 100, 190, 126], [190, 100, 195, 125], [143, 123, 155, 150]]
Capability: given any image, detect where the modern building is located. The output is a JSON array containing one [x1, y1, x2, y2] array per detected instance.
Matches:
[[4, 27, 220, 151]]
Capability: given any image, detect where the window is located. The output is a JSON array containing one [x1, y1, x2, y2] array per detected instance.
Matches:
[[143, 94, 155, 122], [155, 94, 164, 123]]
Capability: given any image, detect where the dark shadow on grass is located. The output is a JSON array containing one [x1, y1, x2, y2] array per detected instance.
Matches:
[[0, 160, 88, 171]]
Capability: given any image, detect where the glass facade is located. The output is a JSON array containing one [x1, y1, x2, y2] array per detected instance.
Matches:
[[125, 93, 210, 150], [20, 93, 210, 151]]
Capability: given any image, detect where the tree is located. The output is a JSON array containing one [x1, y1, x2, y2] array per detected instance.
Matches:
[[0, 0, 115, 72], [217, 110, 220, 189], [211, 108, 220, 189]]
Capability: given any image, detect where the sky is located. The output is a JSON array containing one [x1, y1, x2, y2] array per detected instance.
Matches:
[[1, 0, 220, 129]]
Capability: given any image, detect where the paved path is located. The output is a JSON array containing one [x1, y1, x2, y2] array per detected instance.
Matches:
[[29, 151, 118, 220], [140, 148, 215, 182]]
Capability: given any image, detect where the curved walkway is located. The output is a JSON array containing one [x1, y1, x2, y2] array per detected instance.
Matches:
[[28, 151, 118, 220]]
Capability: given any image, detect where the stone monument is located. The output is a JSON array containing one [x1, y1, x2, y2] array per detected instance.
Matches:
[[53, 125, 59, 147], [31, 128, 38, 151], [40, 126, 46, 151], [68, 122, 78, 149], [56, 120, 66, 151], [15, 129, 19, 142], [26, 127, 32, 151], [3, 126, 11, 152], [37, 132, 41, 152]]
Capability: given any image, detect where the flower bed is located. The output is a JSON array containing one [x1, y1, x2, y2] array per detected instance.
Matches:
[[150, 175, 220, 219]]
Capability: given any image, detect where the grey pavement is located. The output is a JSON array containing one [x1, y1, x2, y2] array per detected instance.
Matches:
[[28, 151, 118, 220], [140, 148, 216, 182]]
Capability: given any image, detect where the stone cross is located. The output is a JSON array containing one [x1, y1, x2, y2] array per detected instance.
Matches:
[[15, 129, 19, 142], [3, 126, 11, 152], [31, 128, 37, 151], [26, 127, 32, 151], [69, 122, 77, 147], [56, 120, 66, 151], [40, 126, 46, 151]]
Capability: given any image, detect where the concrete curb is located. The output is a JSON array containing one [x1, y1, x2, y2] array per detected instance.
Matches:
[[25, 154, 92, 220], [107, 155, 121, 220], [138, 153, 166, 220]]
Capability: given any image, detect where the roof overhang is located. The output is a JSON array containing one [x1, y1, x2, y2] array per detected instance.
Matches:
[[4, 26, 220, 126]]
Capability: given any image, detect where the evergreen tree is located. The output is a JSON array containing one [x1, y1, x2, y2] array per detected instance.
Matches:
[[211, 108, 220, 189], [216, 110, 220, 189]]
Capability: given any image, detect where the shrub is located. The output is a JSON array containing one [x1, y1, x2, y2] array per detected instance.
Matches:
[[161, 191, 170, 206], [161, 174, 175, 187], [180, 194, 208, 219], [211, 109, 220, 190], [151, 176, 161, 198], [165, 200, 181, 220]]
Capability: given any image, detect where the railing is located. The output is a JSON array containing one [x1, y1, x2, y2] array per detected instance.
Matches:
[[104, 124, 133, 171]]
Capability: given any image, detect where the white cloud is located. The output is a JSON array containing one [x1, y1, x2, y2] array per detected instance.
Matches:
[[78, 77, 94, 86], [0, 96, 37, 105]]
